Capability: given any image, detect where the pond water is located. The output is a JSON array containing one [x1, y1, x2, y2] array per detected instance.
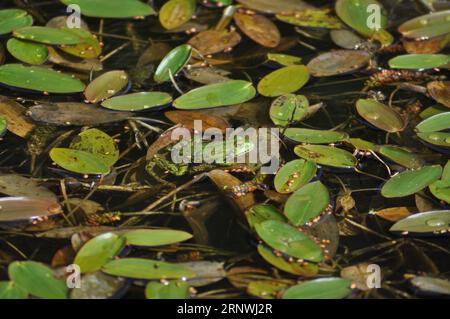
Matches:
[[0, 0, 449, 299]]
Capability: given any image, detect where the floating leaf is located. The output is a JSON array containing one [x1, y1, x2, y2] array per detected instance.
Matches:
[[388, 54, 450, 70], [399, 10, 450, 40], [71, 272, 128, 299], [255, 220, 323, 262], [47, 47, 103, 72], [246, 204, 286, 229], [416, 112, 450, 133], [60, 0, 156, 18], [70, 128, 119, 167], [6, 39, 48, 65], [154, 44, 192, 83], [411, 276, 450, 296], [390, 210, 450, 233], [267, 53, 302, 66], [59, 28, 102, 59], [49, 148, 110, 175], [270, 94, 308, 126], [159, 0, 196, 30], [0, 197, 62, 225], [429, 180, 450, 204], [282, 278, 352, 299], [284, 181, 330, 226], [188, 30, 241, 55], [0, 9, 33, 35], [28, 103, 132, 126], [276, 9, 343, 29], [376, 145, 424, 169], [285, 128, 349, 144], [102, 92, 172, 111], [0, 117, 6, 136], [248, 280, 290, 299], [234, 12, 281, 48], [0, 281, 28, 299], [0, 64, 85, 93], [381, 165, 443, 198], [236, 0, 312, 14], [102, 258, 194, 280], [307, 50, 371, 77], [257, 245, 318, 277], [274, 159, 317, 194], [165, 110, 230, 133], [330, 29, 364, 49], [356, 99, 405, 133], [294, 145, 357, 169], [8, 261, 68, 299], [417, 132, 450, 148], [145, 280, 190, 299], [184, 67, 230, 84], [74, 233, 126, 273], [85, 70, 129, 103], [124, 229, 192, 247], [173, 80, 256, 109], [427, 81, 450, 108], [335, 0, 387, 37], [372, 207, 415, 222], [346, 138, 376, 152], [258, 65, 309, 97], [13, 26, 82, 45]]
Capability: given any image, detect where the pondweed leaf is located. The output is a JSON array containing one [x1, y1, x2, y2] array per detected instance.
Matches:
[[390, 210, 450, 234], [258, 65, 309, 97], [124, 229, 192, 247], [0, 281, 28, 299], [376, 145, 424, 169], [234, 12, 281, 48], [307, 50, 371, 77], [8, 261, 68, 299], [294, 145, 357, 169], [85, 70, 129, 103], [173, 80, 256, 109], [154, 44, 192, 83], [102, 92, 172, 111], [356, 99, 405, 133], [0, 9, 33, 35], [255, 220, 323, 262], [267, 53, 302, 66], [284, 181, 330, 226], [429, 180, 450, 204], [247, 280, 290, 299], [399, 10, 450, 39], [0, 116, 6, 136], [245, 204, 286, 230], [274, 159, 317, 194], [145, 281, 190, 299], [188, 29, 241, 55], [159, 0, 196, 30], [276, 8, 344, 29], [59, 28, 102, 59], [381, 165, 443, 198], [102, 258, 194, 280], [60, 0, 156, 18], [427, 81, 450, 108], [270, 94, 308, 126], [282, 278, 352, 299], [236, 0, 312, 14], [284, 128, 349, 144], [13, 26, 82, 45], [6, 38, 48, 65], [0, 64, 85, 93], [417, 132, 450, 148], [74, 233, 126, 273], [416, 112, 450, 133], [388, 54, 450, 70], [49, 148, 110, 175]]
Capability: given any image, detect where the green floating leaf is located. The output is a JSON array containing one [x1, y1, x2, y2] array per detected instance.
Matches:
[[59, 28, 102, 59], [284, 181, 330, 226], [159, 0, 196, 30], [443, 160, 450, 180], [246, 204, 287, 230], [276, 8, 344, 29], [429, 180, 450, 204], [376, 145, 424, 169], [294, 145, 357, 169], [74, 233, 126, 273], [50, 148, 110, 175], [381, 165, 443, 198], [346, 138, 376, 152], [390, 210, 450, 234], [356, 99, 405, 133], [335, 0, 387, 37], [248, 280, 290, 299], [417, 132, 450, 148], [274, 159, 317, 194], [282, 278, 352, 299], [154, 44, 192, 83], [0, 116, 7, 136], [0, 9, 33, 35], [388, 54, 450, 70], [0, 64, 85, 94], [399, 10, 450, 40], [416, 112, 450, 133], [124, 229, 192, 247], [173, 80, 256, 109], [102, 258, 194, 280], [255, 220, 323, 262], [257, 65, 309, 97], [0, 281, 28, 299], [102, 92, 172, 111], [60, 0, 156, 18], [13, 26, 82, 45], [270, 94, 309, 126], [70, 128, 119, 168], [8, 261, 68, 299], [7, 38, 48, 65], [285, 128, 349, 144], [145, 280, 190, 299], [419, 104, 448, 120], [267, 53, 302, 66], [85, 70, 129, 103], [257, 245, 318, 277]]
